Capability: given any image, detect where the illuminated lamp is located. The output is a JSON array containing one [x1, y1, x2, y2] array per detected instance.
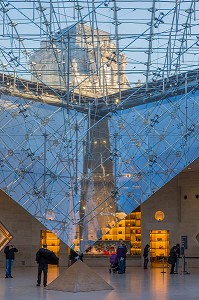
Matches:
[[154, 210, 165, 222], [45, 209, 55, 220]]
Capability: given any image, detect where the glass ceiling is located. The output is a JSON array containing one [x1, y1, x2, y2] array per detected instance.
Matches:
[[1, 1, 199, 91], [0, 0, 199, 251]]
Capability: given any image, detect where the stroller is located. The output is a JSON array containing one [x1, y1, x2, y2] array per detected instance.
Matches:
[[109, 253, 118, 273]]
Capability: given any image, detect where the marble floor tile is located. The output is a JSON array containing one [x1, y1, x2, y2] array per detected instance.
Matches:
[[0, 265, 198, 300]]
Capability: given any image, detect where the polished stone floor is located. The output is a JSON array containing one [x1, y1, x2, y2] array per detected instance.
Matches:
[[0, 265, 198, 300]]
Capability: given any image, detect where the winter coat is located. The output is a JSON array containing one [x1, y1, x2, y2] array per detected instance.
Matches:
[[4, 246, 18, 260], [36, 248, 53, 265], [168, 246, 177, 264], [116, 244, 127, 259], [143, 245, 150, 258]]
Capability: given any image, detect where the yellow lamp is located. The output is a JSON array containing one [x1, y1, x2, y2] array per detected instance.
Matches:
[[154, 211, 165, 222]]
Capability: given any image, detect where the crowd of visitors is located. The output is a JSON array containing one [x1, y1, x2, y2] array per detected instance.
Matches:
[[3, 239, 182, 286]]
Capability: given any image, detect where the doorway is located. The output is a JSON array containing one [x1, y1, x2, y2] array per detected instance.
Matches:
[[150, 230, 169, 267]]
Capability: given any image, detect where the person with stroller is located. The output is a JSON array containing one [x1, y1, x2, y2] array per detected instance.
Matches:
[[116, 240, 127, 274], [143, 244, 150, 269], [109, 253, 118, 273]]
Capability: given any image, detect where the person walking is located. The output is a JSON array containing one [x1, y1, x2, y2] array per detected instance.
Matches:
[[143, 244, 150, 269], [4, 243, 18, 278], [116, 240, 127, 274], [36, 244, 53, 287]]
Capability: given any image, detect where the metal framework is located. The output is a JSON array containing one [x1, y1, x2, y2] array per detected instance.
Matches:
[[0, 0, 199, 251]]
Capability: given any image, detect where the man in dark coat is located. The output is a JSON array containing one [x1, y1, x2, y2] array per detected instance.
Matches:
[[116, 240, 127, 274], [4, 244, 18, 278], [36, 244, 52, 287], [168, 245, 177, 274]]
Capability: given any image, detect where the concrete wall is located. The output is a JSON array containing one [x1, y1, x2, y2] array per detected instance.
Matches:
[[0, 190, 68, 267], [141, 170, 199, 268]]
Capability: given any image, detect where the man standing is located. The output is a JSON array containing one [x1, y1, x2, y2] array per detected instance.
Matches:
[[36, 244, 52, 287], [168, 245, 177, 274], [4, 244, 18, 278], [143, 244, 150, 269], [116, 240, 127, 274]]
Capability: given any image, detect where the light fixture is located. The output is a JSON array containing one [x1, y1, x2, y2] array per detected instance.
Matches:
[[114, 98, 120, 104], [154, 211, 165, 222], [45, 209, 55, 221]]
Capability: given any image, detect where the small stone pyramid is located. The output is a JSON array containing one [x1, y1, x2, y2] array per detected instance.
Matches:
[[46, 260, 113, 292]]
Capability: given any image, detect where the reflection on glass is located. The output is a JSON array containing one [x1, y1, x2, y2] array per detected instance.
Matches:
[[0, 79, 198, 252]]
